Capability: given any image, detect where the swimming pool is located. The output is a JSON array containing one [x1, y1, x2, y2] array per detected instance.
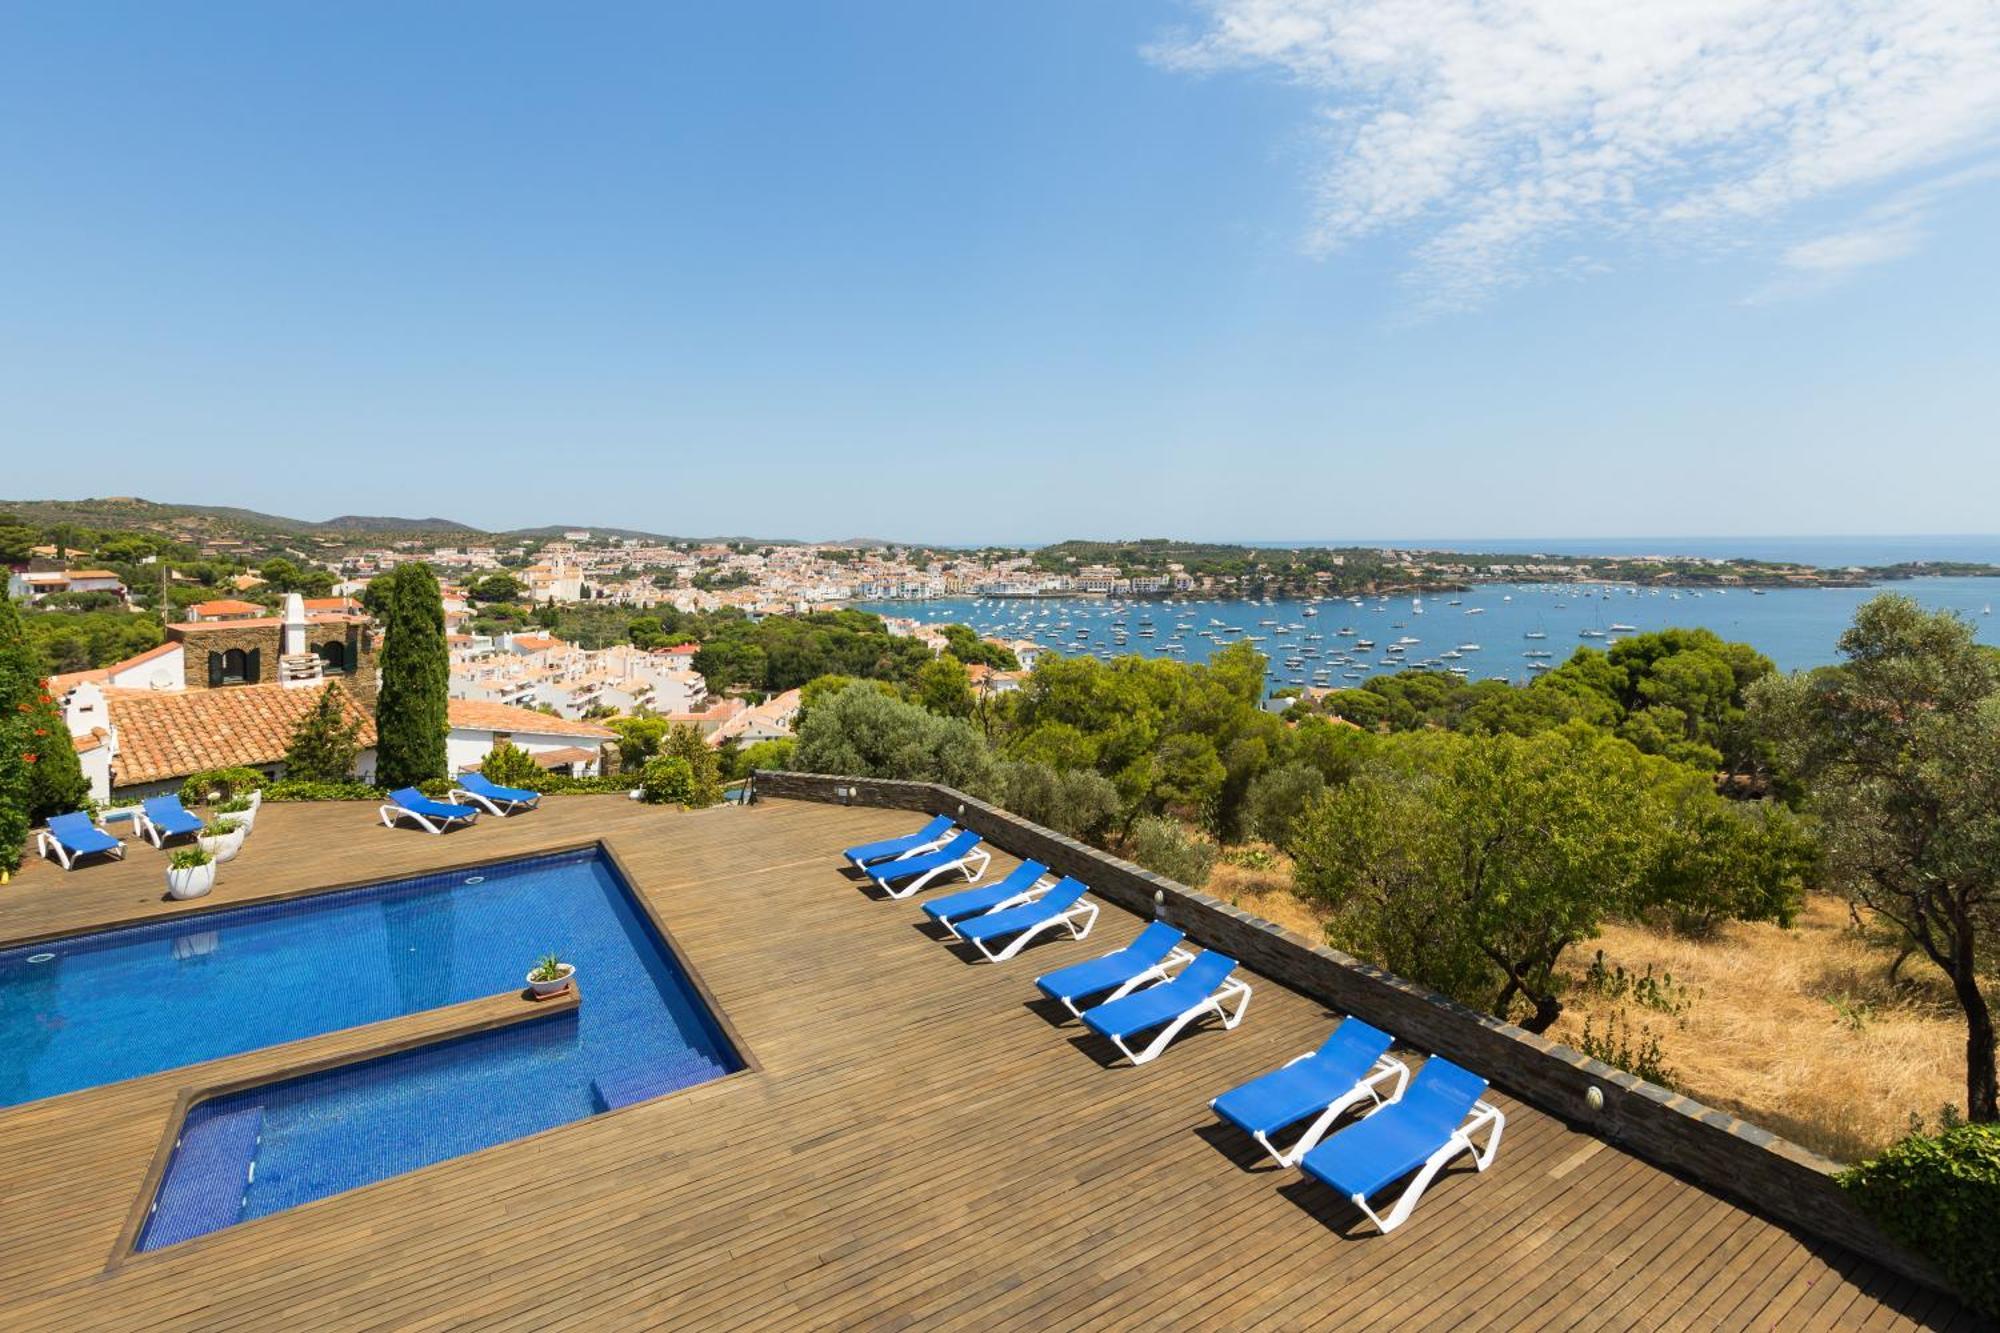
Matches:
[[0, 848, 737, 1110]]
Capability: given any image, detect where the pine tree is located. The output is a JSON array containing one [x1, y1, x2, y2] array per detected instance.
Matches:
[[373, 563, 449, 788], [0, 594, 88, 862], [0, 595, 39, 871], [284, 682, 363, 782]]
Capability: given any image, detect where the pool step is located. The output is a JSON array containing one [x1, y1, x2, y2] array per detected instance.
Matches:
[[143, 1104, 265, 1248], [591, 1052, 729, 1112]]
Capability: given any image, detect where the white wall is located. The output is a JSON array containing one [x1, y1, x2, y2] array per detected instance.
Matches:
[[446, 726, 602, 776]]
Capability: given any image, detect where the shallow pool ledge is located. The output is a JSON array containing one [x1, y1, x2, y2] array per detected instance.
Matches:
[[113, 986, 577, 1264]]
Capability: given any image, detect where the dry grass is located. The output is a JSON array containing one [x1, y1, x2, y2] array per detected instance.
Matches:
[[1551, 897, 1967, 1163], [1206, 853, 1967, 1164]]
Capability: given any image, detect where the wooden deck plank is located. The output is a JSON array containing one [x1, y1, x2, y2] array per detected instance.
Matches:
[[0, 796, 1967, 1330]]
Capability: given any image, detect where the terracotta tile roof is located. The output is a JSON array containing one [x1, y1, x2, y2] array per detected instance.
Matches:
[[304, 597, 363, 613], [46, 642, 183, 696], [72, 728, 107, 754], [103, 683, 377, 786], [446, 698, 615, 740], [188, 598, 265, 617], [63, 569, 122, 580], [509, 635, 565, 653]]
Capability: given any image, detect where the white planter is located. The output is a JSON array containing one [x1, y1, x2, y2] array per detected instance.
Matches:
[[167, 860, 217, 900], [526, 963, 576, 998], [218, 807, 255, 834], [198, 826, 246, 863]]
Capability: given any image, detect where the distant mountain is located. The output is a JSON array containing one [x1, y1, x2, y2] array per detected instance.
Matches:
[[317, 514, 477, 533], [0, 497, 801, 548]]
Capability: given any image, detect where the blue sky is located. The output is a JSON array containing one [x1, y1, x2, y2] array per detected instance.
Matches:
[[3, 2, 1997, 545]]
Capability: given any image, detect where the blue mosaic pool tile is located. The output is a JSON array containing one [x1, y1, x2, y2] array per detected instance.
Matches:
[[142, 1104, 263, 1249]]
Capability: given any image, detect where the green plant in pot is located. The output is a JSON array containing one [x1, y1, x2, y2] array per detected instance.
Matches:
[[197, 817, 246, 864], [166, 844, 217, 900], [212, 790, 261, 833], [526, 950, 575, 998]]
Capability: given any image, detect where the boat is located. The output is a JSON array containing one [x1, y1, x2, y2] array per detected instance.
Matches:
[[1609, 623, 1638, 633]]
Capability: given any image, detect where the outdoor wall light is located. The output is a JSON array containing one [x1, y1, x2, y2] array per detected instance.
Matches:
[[1586, 1085, 1605, 1112]]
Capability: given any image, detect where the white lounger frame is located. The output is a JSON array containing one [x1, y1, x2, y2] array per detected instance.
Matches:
[[1218, 1052, 1411, 1168], [964, 893, 1100, 963], [1348, 1099, 1506, 1235], [134, 809, 200, 849], [872, 845, 991, 899], [378, 803, 478, 835], [36, 827, 126, 870], [855, 827, 957, 869], [1105, 976, 1254, 1066], [1055, 945, 1196, 1018], [938, 873, 1057, 940], [451, 786, 537, 817]]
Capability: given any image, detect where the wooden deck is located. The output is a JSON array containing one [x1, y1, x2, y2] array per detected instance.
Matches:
[[0, 797, 1973, 1330]]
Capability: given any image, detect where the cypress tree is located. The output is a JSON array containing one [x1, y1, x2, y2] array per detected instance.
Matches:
[[373, 563, 449, 787]]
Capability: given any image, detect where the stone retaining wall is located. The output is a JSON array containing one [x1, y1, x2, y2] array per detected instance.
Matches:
[[752, 768, 1944, 1295]]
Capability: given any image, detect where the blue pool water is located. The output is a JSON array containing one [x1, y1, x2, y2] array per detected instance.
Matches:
[[0, 850, 739, 1248]]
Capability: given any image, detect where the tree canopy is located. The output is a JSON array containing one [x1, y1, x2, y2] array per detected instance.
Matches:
[[1752, 595, 2000, 1122]]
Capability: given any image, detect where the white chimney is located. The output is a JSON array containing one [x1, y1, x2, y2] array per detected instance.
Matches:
[[283, 593, 307, 656]]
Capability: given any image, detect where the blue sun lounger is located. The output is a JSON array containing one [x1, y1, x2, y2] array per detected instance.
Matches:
[[921, 860, 1051, 937], [951, 877, 1097, 962], [1034, 921, 1193, 1018], [1298, 1056, 1504, 1234], [137, 794, 205, 848], [451, 771, 541, 816], [843, 815, 955, 870], [378, 787, 480, 835], [1210, 1018, 1408, 1167], [865, 829, 990, 898], [36, 812, 126, 870], [1079, 950, 1251, 1065]]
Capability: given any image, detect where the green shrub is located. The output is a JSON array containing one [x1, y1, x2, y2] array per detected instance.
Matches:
[[180, 766, 268, 803], [263, 779, 382, 802], [1126, 815, 1217, 889], [213, 794, 254, 815], [477, 740, 544, 790], [1242, 760, 1327, 852], [1839, 1123, 2000, 1318], [638, 754, 696, 805], [1000, 762, 1122, 843], [169, 844, 213, 870]]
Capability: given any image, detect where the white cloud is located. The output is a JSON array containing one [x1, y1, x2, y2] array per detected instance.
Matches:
[[1149, 0, 2000, 307]]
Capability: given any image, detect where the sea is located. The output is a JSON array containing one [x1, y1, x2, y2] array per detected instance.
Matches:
[[858, 575, 2000, 694]]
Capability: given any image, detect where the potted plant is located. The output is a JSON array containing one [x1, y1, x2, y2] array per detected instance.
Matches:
[[214, 792, 260, 834], [197, 818, 245, 863], [526, 952, 576, 998], [167, 845, 217, 900]]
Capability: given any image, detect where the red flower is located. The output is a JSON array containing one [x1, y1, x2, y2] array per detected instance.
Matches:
[[23, 753, 37, 764], [33, 728, 47, 737]]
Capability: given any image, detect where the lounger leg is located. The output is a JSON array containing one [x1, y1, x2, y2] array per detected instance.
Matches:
[[1282, 1056, 1412, 1166], [1353, 1110, 1504, 1235]]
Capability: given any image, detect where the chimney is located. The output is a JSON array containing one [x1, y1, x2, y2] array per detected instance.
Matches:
[[282, 593, 307, 656]]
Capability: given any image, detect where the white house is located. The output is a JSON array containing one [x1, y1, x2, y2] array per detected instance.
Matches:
[[445, 699, 615, 777]]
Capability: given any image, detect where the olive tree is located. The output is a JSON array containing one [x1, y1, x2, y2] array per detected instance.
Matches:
[[1291, 723, 1803, 1033], [1751, 595, 2000, 1122]]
